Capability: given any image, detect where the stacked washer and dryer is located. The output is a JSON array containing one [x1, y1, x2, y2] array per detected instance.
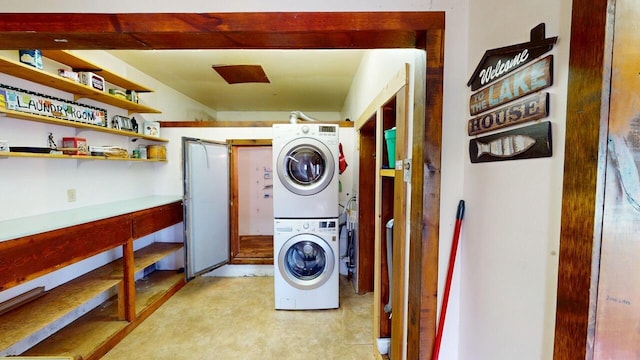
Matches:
[[272, 123, 340, 310]]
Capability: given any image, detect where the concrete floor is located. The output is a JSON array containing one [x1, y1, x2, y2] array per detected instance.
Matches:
[[102, 275, 374, 359]]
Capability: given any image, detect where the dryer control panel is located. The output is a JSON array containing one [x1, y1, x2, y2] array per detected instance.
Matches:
[[273, 123, 338, 140], [274, 219, 338, 235]]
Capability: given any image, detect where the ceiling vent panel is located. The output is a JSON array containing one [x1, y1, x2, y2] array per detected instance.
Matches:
[[212, 64, 270, 84]]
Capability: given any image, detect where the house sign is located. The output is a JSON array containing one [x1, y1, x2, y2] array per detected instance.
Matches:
[[468, 92, 549, 136], [467, 23, 557, 91]]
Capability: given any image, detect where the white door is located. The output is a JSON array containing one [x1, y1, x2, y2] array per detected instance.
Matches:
[[182, 137, 230, 279]]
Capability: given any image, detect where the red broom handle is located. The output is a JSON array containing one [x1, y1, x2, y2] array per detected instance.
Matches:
[[432, 200, 465, 360]]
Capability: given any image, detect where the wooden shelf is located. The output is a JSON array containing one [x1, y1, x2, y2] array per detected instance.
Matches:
[[133, 270, 183, 315], [41, 50, 153, 93], [0, 151, 167, 162], [94, 242, 184, 278], [0, 244, 182, 358], [0, 356, 76, 360], [0, 269, 123, 352], [0, 55, 160, 114], [1, 108, 168, 142], [379, 169, 396, 177], [133, 243, 183, 272], [22, 270, 184, 360], [23, 310, 128, 360]]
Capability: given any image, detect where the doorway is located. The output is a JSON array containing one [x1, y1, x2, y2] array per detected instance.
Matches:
[[0, 12, 446, 357], [229, 140, 274, 264]]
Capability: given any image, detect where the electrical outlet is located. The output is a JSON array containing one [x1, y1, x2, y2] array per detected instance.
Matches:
[[67, 189, 77, 202]]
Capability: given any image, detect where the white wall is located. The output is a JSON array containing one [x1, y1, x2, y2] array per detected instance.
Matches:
[[0, 49, 217, 220], [459, 1, 573, 359], [216, 111, 342, 122]]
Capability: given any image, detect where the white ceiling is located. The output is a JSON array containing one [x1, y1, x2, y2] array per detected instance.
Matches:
[[107, 49, 365, 113]]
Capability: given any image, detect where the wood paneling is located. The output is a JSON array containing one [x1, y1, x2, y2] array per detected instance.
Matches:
[[407, 28, 444, 359], [390, 84, 409, 359], [553, 0, 612, 358], [357, 119, 376, 294], [0, 12, 445, 50], [231, 235, 273, 264], [131, 202, 184, 239], [0, 214, 130, 291]]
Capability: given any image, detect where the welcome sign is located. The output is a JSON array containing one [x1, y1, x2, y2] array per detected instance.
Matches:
[[469, 55, 553, 116], [0, 84, 107, 126], [467, 23, 557, 91], [466, 23, 557, 164]]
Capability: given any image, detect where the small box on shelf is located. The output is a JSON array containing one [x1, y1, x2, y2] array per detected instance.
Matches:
[[18, 49, 43, 69], [147, 145, 166, 160], [58, 68, 80, 82], [62, 137, 88, 155], [108, 88, 127, 99], [143, 121, 160, 137], [79, 72, 106, 92]]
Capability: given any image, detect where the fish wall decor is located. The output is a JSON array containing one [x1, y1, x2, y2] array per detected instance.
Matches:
[[469, 121, 552, 163]]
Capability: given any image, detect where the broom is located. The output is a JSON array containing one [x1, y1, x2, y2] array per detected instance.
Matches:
[[432, 200, 465, 359]]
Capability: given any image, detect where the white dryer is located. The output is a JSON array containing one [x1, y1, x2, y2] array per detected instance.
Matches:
[[272, 123, 339, 219], [274, 218, 339, 310]]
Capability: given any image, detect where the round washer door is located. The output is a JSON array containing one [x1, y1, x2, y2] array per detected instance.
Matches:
[[276, 137, 336, 196], [278, 233, 335, 290]]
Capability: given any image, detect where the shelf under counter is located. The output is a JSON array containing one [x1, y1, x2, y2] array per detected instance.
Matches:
[[93, 242, 184, 279], [0, 265, 124, 355], [22, 270, 184, 360]]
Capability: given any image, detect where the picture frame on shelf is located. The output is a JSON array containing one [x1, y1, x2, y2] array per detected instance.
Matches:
[[143, 121, 160, 137]]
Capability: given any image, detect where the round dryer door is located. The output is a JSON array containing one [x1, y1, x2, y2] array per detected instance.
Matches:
[[276, 138, 336, 196], [278, 234, 335, 290]]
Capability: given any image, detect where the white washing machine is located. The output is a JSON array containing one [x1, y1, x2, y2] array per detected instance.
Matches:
[[274, 218, 339, 310], [272, 123, 339, 219]]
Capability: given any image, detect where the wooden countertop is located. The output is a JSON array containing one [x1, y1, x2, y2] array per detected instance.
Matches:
[[0, 195, 182, 242]]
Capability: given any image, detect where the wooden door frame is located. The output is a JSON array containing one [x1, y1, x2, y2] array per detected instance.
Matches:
[[0, 12, 445, 357], [228, 139, 273, 265], [354, 65, 411, 358], [554, 0, 614, 358]]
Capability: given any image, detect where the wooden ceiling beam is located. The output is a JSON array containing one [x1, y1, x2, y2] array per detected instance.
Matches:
[[0, 12, 444, 50]]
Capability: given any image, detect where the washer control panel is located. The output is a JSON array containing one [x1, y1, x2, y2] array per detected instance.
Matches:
[[275, 219, 338, 235], [318, 220, 337, 231]]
